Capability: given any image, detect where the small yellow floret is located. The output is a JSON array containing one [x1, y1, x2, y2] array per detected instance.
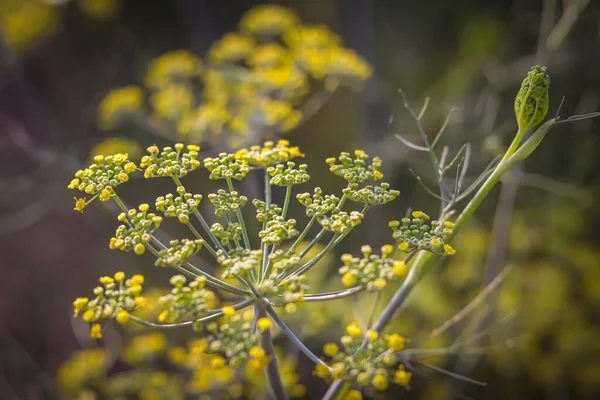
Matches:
[[345, 390, 364, 400], [342, 272, 358, 287], [257, 317, 272, 331], [323, 343, 339, 357], [444, 220, 455, 229], [249, 346, 265, 359], [412, 211, 423, 219], [221, 306, 236, 317], [89, 323, 103, 339], [386, 333, 406, 351], [130, 274, 144, 285], [346, 322, 362, 337], [99, 189, 111, 202], [158, 310, 169, 323], [431, 238, 441, 248], [373, 278, 387, 289], [372, 374, 388, 390], [116, 310, 129, 325], [393, 261, 407, 276], [210, 355, 226, 369], [366, 330, 379, 342], [134, 243, 146, 255], [444, 244, 456, 255], [314, 364, 331, 379], [398, 242, 409, 252], [394, 366, 412, 387]]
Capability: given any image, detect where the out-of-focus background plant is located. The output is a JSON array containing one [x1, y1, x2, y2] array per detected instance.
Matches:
[[1, 0, 599, 399]]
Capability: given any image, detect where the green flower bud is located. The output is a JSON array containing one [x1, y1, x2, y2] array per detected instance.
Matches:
[[514, 66, 549, 130]]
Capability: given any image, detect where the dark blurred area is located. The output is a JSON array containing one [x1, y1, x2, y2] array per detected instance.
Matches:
[[1, 0, 599, 399]]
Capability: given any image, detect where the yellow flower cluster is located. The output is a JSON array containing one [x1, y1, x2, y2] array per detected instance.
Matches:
[[57, 348, 110, 395], [339, 245, 408, 291], [150, 84, 194, 121], [315, 322, 411, 391], [68, 152, 136, 212], [0, 0, 60, 52], [98, 86, 143, 130], [121, 331, 167, 365], [89, 137, 143, 164], [76, 0, 121, 21], [239, 4, 299, 37], [145, 49, 203, 89], [208, 32, 255, 64], [234, 139, 304, 169], [96, 4, 372, 148], [73, 273, 146, 339]]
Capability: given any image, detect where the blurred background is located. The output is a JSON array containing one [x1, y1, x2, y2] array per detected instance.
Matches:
[[1, 0, 599, 399]]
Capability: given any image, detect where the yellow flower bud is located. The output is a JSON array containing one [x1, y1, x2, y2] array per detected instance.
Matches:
[[412, 211, 423, 219], [393, 261, 407, 276], [398, 242, 409, 252], [342, 272, 358, 287], [284, 303, 297, 314], [114, 271, 125, 282], [346, 322, 362, 337], [89, 323, 103, 339], [443, 244, 456, 255], [394, 366, 412, 387], [221, 306, 236, 317], [386, 333, 405, 352], [116, 310, 129, 325], [372, 374, 388, 390], [323, 343, 339, 357], [210, 355, 226, 369], [130, 274, 144, 285], [332, 362, 345, 379], [134, 243, 145, 255], [373, 278, 387, 290], [257, 317, 272, 331], [314, 364, 331, 379], [82, 309, 95, 322], [366, 330, 379, 342], [158, 310, 169, 323], [345, 389, 364, 400], [249, 346, 265, 359]]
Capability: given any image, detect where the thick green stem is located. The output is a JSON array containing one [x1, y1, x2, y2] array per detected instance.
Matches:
[[321, 125, 539, 398]]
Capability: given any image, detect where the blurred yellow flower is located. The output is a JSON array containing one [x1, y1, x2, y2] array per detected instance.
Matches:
[[98, 86, 143, 130], [145, 50, 203, 89], [239, 4, 299, 37]]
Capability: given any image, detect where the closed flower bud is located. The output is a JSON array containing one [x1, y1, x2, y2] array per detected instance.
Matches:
[[514, 65, 550, 130]]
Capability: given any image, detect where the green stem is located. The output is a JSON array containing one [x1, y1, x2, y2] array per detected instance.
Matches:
[[322, 124, 553, 399], [226, 178, 251, 250], [171, 175, 227, 255], [287, 216, 315, 255], [260, 172, 272, 280], [148, 240, 249, 296], [282, 185, 292, 219], [186, 222, 218, 258]]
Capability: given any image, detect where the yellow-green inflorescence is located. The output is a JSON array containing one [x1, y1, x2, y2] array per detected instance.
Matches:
[[339, 245, 408, 291], [315, 322, 412, 392], [68, 137, 431, 396], [389, 211, 457, 255], [72, 272, 147, 338], [68, 153, 136, 212], [95, 4, 372, 148]]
